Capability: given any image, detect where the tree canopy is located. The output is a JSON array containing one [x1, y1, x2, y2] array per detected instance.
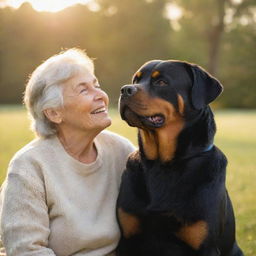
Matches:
[[0, 0, 255, 108]]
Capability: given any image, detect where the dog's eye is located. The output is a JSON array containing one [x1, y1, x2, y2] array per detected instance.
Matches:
[[133, 78, 139, 84], [133, 76, 140, 84], [156, 80, 168, 86]]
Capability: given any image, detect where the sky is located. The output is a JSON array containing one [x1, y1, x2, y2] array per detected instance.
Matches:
[[0, 0, 91, 12], [0, 0, 183, 21]]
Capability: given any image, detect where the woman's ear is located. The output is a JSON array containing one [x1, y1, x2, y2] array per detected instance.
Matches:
[[43, 108, 63, 124]]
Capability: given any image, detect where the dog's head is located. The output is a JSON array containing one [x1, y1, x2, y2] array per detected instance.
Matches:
[[119, 60, 223, 130]]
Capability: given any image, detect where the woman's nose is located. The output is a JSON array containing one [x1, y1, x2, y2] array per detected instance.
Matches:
[[94, 88, 108, 102]]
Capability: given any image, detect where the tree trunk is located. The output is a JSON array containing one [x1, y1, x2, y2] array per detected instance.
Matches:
[[208, 0, 226, 76]]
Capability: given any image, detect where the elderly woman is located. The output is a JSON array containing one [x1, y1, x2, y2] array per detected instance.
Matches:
[[0, 49, 135, 256]]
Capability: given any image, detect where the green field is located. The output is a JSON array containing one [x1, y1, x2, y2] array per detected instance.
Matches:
[[0, 106, 255, 254]]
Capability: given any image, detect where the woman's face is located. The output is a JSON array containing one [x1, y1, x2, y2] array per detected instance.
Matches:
[[59, 68, 111, 133]]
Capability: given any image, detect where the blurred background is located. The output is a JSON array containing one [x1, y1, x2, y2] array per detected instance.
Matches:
[[0, 0, 255, 107], [0, 0, 256, 254]]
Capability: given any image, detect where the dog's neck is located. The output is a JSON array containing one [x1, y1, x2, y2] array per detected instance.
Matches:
[[138, 106, 216, 164], [175, 106, 216, 159], [138, 114, 184, 163]]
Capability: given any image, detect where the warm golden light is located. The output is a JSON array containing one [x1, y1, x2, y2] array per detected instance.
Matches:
[[1, 0, 90, 12], [165, 3, 183, 21]]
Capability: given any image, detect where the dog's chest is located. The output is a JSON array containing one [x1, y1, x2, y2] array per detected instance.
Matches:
[[125, 163, 187, 213], [144, 167, 178, 208]]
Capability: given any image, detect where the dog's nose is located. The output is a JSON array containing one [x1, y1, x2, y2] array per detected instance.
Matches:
[[120, 85, 138, 97]]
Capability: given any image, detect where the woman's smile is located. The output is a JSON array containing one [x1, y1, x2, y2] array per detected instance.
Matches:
[[91, 106, 108, 114]]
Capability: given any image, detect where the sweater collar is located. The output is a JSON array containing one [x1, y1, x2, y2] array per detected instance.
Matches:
[[52, 135, 103, 175]]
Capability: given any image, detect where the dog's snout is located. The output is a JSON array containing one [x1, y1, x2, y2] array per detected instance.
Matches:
[[121, 85, 138, 97]]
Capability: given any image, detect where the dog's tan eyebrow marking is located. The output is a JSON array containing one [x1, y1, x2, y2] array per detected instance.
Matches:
[[136, 71, 142, 78], [177, 94, 185, 115], [152, 71, 160, 78]]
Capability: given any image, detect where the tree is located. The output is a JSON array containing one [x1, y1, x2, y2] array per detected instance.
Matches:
[[0, 0, 172, 105], [0, 0, 255, 107], [92, 0, 172, 104], [173, 0, 256, 75], [169, 0, 256, 107]]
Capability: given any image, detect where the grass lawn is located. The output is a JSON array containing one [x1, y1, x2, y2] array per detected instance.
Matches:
[[0, 106, 255, 254]]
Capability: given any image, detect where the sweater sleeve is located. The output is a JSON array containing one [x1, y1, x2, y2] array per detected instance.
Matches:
[[0, 159, 56, 256], [123, 138, 137, 158]]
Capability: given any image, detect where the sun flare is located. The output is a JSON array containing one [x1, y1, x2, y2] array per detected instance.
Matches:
[[165, 3, 183, 21], [2, 0, 90, 12]]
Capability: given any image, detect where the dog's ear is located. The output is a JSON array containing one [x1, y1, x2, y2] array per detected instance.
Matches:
[[190, 65, 223, 110]]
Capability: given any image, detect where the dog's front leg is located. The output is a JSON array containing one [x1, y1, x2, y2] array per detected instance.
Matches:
[[116, 151, 147, 256]]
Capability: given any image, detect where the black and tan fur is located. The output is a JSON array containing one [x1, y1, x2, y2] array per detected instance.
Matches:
[[117, 60, 243, 256]]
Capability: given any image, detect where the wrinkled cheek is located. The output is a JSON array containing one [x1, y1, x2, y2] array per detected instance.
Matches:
[[82, 115, 95, 128], [103, 91, 109, 106]]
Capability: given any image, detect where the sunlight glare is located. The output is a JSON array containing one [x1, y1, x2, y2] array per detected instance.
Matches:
[[232, 0, 242, 4], [165, 3, 183, 21], [2, 0, 25, 9], [2, 0, 91, 12]]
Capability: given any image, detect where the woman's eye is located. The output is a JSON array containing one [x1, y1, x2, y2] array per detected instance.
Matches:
[[80, 88, 88, 94], [156, 80, 168, 86]]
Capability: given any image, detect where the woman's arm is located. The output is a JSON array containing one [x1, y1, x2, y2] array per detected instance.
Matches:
[[0, 168, 56, 256]]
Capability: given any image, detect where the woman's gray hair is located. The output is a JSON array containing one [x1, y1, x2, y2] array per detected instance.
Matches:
[[24, 48, 94, 138]]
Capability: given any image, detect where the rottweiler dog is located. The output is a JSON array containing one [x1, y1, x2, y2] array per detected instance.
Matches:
[[117, 60, 243, 256]]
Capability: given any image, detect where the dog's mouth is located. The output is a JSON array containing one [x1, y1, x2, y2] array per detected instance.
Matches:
[[142, 114, 165, 128], [121, 106, 165, 129]]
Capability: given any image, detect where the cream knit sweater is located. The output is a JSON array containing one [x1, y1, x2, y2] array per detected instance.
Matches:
[[0, 130, 135, 256]]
